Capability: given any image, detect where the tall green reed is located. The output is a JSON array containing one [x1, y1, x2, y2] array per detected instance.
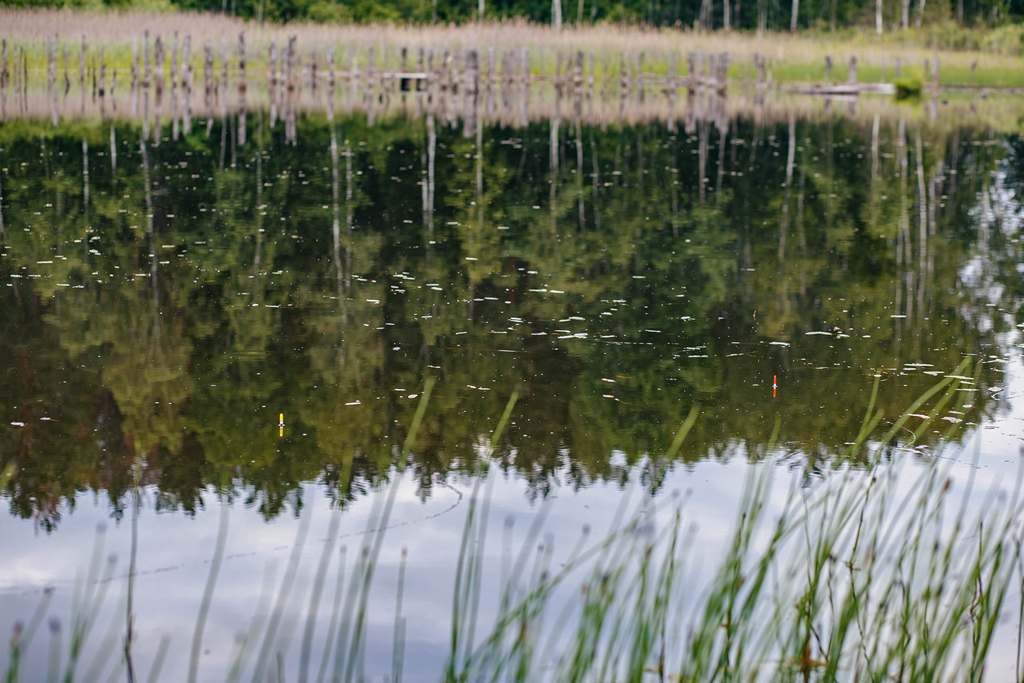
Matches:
[[5, 366, 1023, 682]]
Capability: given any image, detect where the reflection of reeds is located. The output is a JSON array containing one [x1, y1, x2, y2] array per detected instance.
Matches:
[[4, 369, 1023, 681]]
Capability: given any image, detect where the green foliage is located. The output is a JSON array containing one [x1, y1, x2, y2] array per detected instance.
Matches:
[[0, 0, 1023, 30], [895, 74, 924, 97]]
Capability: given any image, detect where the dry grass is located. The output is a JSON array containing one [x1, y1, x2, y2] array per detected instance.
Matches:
[[1, 8, 1023, 87]]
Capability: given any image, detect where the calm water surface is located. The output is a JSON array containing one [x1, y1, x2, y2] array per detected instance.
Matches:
[[1, 110, 1023, 680]]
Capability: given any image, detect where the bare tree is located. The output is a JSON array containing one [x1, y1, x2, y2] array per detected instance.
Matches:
[[552, 0, 563, 29], [876, 0, 884, 33], [791, 0, 799, 31]]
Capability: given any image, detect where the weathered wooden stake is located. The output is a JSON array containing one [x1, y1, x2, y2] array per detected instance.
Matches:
[[238, 32, 246, 94]]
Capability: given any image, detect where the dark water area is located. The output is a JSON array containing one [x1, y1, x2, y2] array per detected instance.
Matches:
[[1, 110, 1023, 680]]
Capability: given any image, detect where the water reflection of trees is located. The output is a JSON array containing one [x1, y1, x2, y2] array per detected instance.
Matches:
[[0, 113, 1019, 529]]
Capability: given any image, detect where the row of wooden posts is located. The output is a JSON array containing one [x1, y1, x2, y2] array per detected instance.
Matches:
[[0, 32, 740, 106], [0, 32, 946, 122]]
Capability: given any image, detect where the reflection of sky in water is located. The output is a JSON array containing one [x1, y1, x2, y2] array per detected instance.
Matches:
[[1, 114, 1023, 679], [5, 390, 1024, 681]]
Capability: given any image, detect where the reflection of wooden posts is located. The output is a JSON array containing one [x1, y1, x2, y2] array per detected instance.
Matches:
[[716, 52, 728, 94], [847, 56, 857, 84]]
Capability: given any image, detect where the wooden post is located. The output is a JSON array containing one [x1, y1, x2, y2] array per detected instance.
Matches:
[[79, 35, 86, 93], [287, 36, 296, 94], [311, 48, 318, 94], [46, 36, 55, 91], [268, 41, 277, 94], [131, 37, 139, 92], [98, 48, 106, 98], [0, 39, 7, 93], [328, 47, 335, 94], [238, 32, 246, 94], [203, 44, 213, 105], [636, 51, 645, 102], [143, 31, 150, 87], [171, 31, 179, 88], [154, 35, 164, 96], [183, 34, 192, 93], [824, 55, 832, 82], [847, 55, 858, 84], [60, 44, 68, 95], [220, 45, 228, 96]]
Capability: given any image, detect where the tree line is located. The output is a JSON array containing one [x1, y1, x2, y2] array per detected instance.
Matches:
[[1, 0, 1022, 35]]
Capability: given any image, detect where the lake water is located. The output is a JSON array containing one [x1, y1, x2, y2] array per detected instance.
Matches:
[[2, 104, 1024, 681]]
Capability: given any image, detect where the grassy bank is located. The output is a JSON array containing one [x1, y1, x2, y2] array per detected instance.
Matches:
[[1, 8, 1023, 89]]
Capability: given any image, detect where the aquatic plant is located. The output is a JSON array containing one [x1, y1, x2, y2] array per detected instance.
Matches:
[[4, 369, 1023, 681]]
